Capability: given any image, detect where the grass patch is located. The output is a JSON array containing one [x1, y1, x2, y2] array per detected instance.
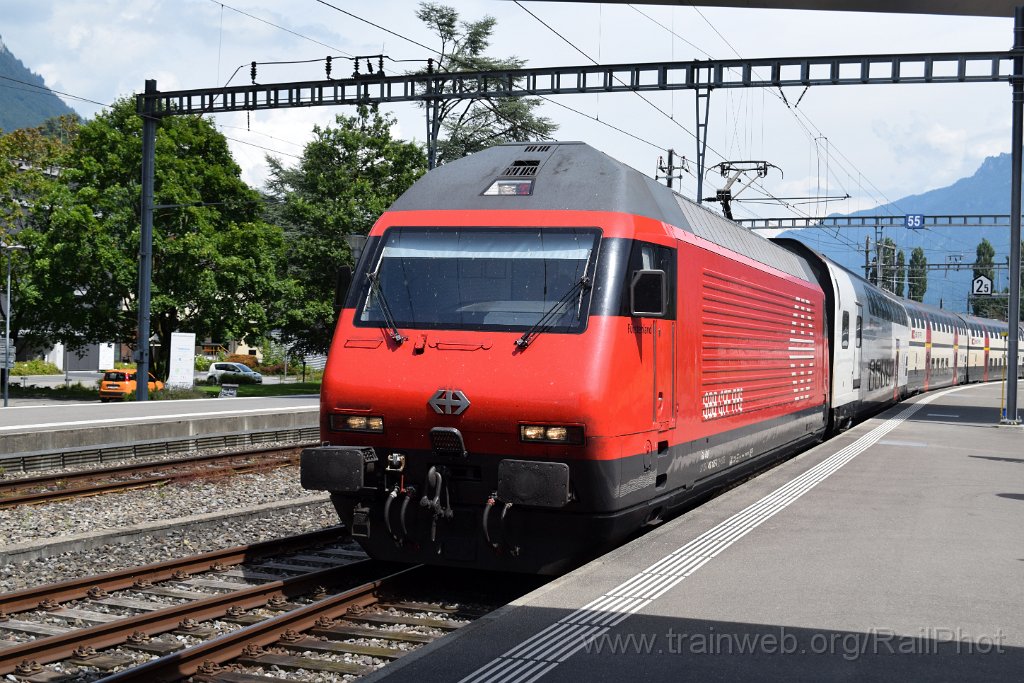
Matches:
[[11, 360, 61, 376], [198, 381, 321, 398]]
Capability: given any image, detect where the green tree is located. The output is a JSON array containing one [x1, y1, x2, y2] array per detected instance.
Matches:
[[972, 238, 1002, 319], [265, 106, 427, 354], [895, 249, 906, 298], [416, 2, 557, 166], [869, 237, 899, 294], [908, 247, 927, 302], [0, 116, 77, 364], [18, 98, 289, 376], [0, 116, 76, 236]]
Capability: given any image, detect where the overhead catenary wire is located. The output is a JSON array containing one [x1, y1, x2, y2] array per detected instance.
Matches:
[[650, 4, 972, 263], [0, 74, 110, 109], [211, 0, 354, 57], [305, 0, 682, 172]]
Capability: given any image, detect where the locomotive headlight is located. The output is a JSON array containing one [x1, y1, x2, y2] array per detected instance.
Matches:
[[519, 424, 584, 444], [330, 414, 385, 433], [545, 426, 568, 441], [521, 425, 546, 440]]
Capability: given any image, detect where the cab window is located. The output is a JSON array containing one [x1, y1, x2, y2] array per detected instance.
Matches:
[[620, 240, 676, 319], [841, 311, 850, 349]]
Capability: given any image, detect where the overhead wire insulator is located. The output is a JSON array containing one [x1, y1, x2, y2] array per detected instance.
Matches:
[[378, 56, 384, 74], [353, 58, 360, 78], [250, 61, 257, 84], [366, 59, 373, 75], [325, 55, 332, 79], [427, 58, 433, 75]]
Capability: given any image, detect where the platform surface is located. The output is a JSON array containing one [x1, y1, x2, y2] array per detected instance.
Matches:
[[372, 381, 1023, 682], [0, 395, 319, 454]]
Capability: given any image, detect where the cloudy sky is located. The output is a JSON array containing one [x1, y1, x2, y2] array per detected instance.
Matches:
[[0, 1, 1014, 230]]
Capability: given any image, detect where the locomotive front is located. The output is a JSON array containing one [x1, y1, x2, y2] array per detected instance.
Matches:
[[299, 144, 685, 573], [302, 218, 648, 573]]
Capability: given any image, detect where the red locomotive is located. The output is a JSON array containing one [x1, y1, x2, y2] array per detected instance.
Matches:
[[302, 142, 831, 573], [302, 142, 1021, 573]]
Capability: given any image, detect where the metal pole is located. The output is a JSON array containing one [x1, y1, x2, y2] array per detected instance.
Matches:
[[1005, 7, 1023, 425], [136, 79, 157, 401], [2, 244, 24, 408], [3, 251, 10, 408]]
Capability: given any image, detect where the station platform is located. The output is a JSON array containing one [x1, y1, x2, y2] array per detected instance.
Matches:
[[0, 396, 319, 457], [372, 381, 1023, 681]]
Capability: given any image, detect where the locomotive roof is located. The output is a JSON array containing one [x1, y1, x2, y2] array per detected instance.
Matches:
[[388, 141, 817, 283]]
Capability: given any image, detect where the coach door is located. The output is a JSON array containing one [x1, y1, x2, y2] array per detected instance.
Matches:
[[852, 303, 863, 391], [983, 329, 991, 382], [924, 319, 932, 391], [952, 326, 960, 385]]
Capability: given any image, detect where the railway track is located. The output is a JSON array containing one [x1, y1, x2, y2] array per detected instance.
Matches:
[[0, 527, 372, 678], [0, 447, 303, 509], [0, 529, 538, 682]]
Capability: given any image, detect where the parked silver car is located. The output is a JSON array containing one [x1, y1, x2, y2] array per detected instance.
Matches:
[[207, 361, 263, 384]]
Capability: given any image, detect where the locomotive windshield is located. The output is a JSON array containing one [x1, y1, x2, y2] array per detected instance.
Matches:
[[355, 227, 600, 333]]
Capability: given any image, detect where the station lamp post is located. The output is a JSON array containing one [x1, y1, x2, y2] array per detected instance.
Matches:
[[2, 244, 27, 408]]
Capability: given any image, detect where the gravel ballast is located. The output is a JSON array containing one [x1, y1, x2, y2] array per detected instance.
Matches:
[[0, 467, 342, 592]]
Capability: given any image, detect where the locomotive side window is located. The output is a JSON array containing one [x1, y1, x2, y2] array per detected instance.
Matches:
[[856, 315, 862, 348], [619, 240, 676, 319], [630, 270, 667, 317], [841, 311, 850, 349]]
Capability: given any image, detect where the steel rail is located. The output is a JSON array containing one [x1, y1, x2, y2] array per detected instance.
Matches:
[[100, 565, 424, 683], [0, 526, 348, 615], [0, 559, 390, 675], [0, 446, 302, 493], [0, 449, 301, 509]]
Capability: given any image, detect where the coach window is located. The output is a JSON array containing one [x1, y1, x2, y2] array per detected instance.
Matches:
[[856, 315, 862, 348], [841, 312, 850, 349]]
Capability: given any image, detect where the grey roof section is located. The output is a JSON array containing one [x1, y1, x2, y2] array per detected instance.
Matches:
[[387, 142, 816, 283], [673, 197, 817, 282]]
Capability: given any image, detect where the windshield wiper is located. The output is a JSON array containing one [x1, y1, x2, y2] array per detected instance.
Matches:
[[515, 276, 591, 350], [367, 272, 406, 344]]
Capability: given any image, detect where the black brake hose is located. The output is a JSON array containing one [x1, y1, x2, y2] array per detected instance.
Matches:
[[383, 487, 398, 541], [482, 496, 496, 549], [399, 486, 415, 538], [499, 502, 512, 550]]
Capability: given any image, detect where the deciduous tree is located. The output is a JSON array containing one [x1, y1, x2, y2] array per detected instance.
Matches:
[[18, 99, 289, 376], [265, 106, 426, 355], [895, 249, 906, 298], [416, 2, 557, 166], [972, 238, 1002, 319], [908, 247, 927, 302], [0, 116, 77, 357]]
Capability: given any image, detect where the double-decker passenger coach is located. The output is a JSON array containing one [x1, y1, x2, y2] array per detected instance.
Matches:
[[301, 142, 830, 573]]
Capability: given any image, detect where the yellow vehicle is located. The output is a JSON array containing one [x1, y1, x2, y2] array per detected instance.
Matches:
[[98, 369, 164, 401]]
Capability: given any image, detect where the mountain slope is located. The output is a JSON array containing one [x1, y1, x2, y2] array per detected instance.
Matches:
[[0, 35, 77, 132], [779, 153, 1018, 313]]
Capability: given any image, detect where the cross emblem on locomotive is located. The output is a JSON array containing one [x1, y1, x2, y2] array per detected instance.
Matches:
[[428, 388, 471, 415]]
